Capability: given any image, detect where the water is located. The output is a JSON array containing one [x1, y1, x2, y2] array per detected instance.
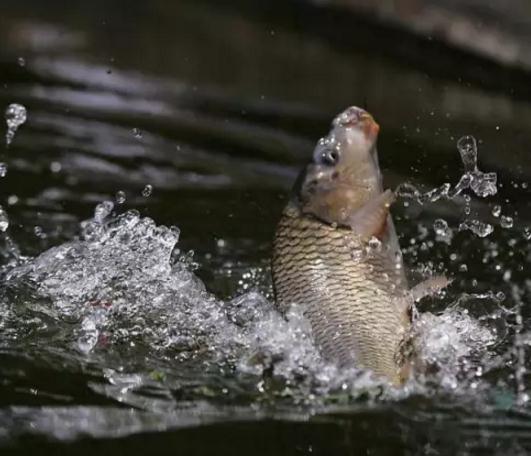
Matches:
[[1, 1, 531, 454], [4, 103, 27, 147]]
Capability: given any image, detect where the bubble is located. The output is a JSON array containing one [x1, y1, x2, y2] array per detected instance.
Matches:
[[141, 184, 153, 197], [500, 216, 513, 229], [17, 57, 26, 67], [0, 163, 7, 177], [491, 205, 501, 217], [524, 227, 531, 240], [132, 128, 143, 139], [5, 103, 27, 146], [115, 191, 126, 204]]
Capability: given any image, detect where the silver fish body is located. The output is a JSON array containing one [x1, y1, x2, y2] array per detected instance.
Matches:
[[272, 206, 411, 384]]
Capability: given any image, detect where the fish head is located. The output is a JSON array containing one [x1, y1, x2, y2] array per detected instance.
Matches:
[[295, 106, 383, 226]]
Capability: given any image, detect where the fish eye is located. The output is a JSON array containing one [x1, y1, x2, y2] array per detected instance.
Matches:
[[314, 148, 340, 166]]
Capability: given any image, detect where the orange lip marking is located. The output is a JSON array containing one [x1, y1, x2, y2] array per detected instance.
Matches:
[[361, 115, 380, 139]]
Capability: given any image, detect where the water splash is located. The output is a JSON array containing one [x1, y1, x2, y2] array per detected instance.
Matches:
[[1, 201, 508, 409], [396, 135, 497, 203], [459, 220, 494, 238], [5, 103, 27, 146], [414, 308, 496, 390], [456, 135, 497, 198]]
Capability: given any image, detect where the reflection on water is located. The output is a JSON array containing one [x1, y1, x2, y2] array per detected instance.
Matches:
[[0, 0, 531, 454]]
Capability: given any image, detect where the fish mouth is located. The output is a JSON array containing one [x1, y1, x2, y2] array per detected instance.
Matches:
[[333, 106, 380, 140]]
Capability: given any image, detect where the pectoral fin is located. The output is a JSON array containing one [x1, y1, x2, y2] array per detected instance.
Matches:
[[347, 189, 395, 240], [410, 275, 451, 302]]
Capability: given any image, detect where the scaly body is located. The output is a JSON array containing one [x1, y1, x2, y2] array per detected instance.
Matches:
[[273, 206, 411, 383]]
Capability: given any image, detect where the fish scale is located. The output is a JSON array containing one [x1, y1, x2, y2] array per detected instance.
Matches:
[[272, 208, 410, 384]]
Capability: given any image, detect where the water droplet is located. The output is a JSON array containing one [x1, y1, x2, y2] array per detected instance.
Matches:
[[115, 190, 126, 204], [7, 195, 18, 205], [463, 194, 471, 215], [500, 215, 513, 228], [34, 226, 45, 238], [491, 205, 501, 217], [457, 135, 478, 173], [433, 219, 453, 244], [454, 136, 498, 197], [470, 172, 497, 197], [142, 184, 153, 197], [170, 225, 180, 239], [94, 201, 114, 223], [5, 103, 27, 146], [0, 206, 9, 232], [500, 215, 513, 229], [459, 220, 493, 238], [50, 161, 62, 173]]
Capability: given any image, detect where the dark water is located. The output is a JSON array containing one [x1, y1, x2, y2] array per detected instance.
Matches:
[[0, 1, 531, 454]]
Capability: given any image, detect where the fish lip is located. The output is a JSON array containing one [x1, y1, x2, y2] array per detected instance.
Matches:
[[333, 106, 380, 140], [362, 116, 380, 140]]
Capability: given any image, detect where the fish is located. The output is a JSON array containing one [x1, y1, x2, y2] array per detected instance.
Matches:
[[272, 106, 447, 384]]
